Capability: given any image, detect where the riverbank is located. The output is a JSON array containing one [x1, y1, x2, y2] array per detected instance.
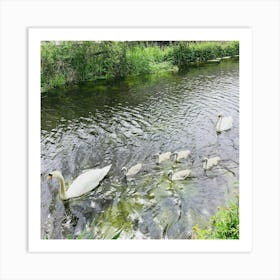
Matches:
[[41, 41, 239, 92]]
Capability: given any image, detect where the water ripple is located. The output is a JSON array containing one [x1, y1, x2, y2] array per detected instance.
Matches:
[[41, 61, 239, 239]]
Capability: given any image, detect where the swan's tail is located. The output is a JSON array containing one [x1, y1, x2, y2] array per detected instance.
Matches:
[[103, 164, 112, 175]]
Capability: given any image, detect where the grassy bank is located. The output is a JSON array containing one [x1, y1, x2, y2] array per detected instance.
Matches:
[[192, 195, 239, 239], [41, 41, 239, 92], [169, 41, 239, 67]]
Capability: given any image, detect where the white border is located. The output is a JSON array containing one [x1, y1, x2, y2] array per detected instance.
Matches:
[[28, 27, 252, 253], [1, 1, 279, 279]]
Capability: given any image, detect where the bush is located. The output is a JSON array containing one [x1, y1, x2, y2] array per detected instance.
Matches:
[[192, 198, 239, 239], [168, 41, 239, 66]]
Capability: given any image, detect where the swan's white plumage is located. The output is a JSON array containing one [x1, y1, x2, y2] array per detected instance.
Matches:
[[122, 163, 142, 176], [168, 169, 192, 181], [156, 152, 171, 164], [49, 164, 111, 200], [172, 150, 190, 162], [202, 157, 221, 170], [216, 114, 233, 132]]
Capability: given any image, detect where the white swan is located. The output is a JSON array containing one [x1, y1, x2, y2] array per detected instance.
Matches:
[[155, 152, 172, 164], [202, 157, 221, 170], [172, 150, 190, 162], [48, 164, 112, 200], [216, 113, 233, 132], [167, 169, 192, 181], [121, 163, 142, 177]]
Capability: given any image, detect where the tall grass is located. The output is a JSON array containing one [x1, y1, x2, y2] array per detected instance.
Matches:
[[168, 41, 239, 66], [126, 44, 174, 75]]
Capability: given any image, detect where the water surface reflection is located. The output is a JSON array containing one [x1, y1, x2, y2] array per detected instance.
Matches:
[[41, 61, 239, 239]]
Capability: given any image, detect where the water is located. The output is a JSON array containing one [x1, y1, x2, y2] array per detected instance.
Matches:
[[41, 60, 239, 239]]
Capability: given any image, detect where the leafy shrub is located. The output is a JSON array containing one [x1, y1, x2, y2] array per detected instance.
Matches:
[[192, 198, 239, 239], [168, 41, 239, 66]]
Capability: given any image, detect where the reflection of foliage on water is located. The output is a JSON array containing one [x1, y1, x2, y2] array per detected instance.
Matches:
[[93, 198, 144, 239], [76, 170, 198, 239], [83, 173, 237, 239], [77, 190, 145, 239]]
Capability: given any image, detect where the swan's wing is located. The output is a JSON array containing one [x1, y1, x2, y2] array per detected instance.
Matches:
[[214, 156, 221, 162], [220, 116, 233, 131], [216, 122, 221, 132], [127, 163, 142, 176], [207, 158, 220, 168], [173, 170, 189, 180], [178, 150, 190, 159], [159, 152, 171, 162], [173, 173, 183, 180], [66, 164, 111, 198], [181, 169, 191, 178], [228, 116, 233, 127]]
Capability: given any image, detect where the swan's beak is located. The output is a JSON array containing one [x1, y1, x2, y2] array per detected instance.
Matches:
[[47, 174, 53, 180]]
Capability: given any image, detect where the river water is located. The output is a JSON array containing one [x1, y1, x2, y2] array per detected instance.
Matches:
[[41, 60, 239, 239]]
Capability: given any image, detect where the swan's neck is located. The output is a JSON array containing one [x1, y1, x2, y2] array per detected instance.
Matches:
[[203, 159, 208, 170], [168, 171, 173, 180], [121, 167, 127, 176], [155, 155, 160, 164], [56, 174, 67, 200], [217, 117, 222, 131]]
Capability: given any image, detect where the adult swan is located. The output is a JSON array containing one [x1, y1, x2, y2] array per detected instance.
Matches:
[[216, 113, 233, 133], [48, 164, 112, 200]]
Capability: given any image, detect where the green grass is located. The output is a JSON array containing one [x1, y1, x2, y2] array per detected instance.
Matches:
[[168, 41, 239, 66]]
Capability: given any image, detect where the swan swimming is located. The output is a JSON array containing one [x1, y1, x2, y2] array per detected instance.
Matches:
[[172, 150, 190, 162], [167, 169, 192, 181], [155, 152, 172, 164], [216, 113, 233, 132], [48, 164, 112, 200], [121, 163, 142, 177], [202, 157, 221, 170]]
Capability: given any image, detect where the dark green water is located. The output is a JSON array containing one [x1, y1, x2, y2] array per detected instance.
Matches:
[[41, 60, 239, 239]]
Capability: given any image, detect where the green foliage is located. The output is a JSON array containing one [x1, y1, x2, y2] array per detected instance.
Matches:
[[112, 229, 123, 239], [41, 41, 239, 92], [126, 44, 175, 75], [169, 41, 239, 66], [192, 198, 239, 239], [126, 45, 152, 75], [41, 41, 128, 91]]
